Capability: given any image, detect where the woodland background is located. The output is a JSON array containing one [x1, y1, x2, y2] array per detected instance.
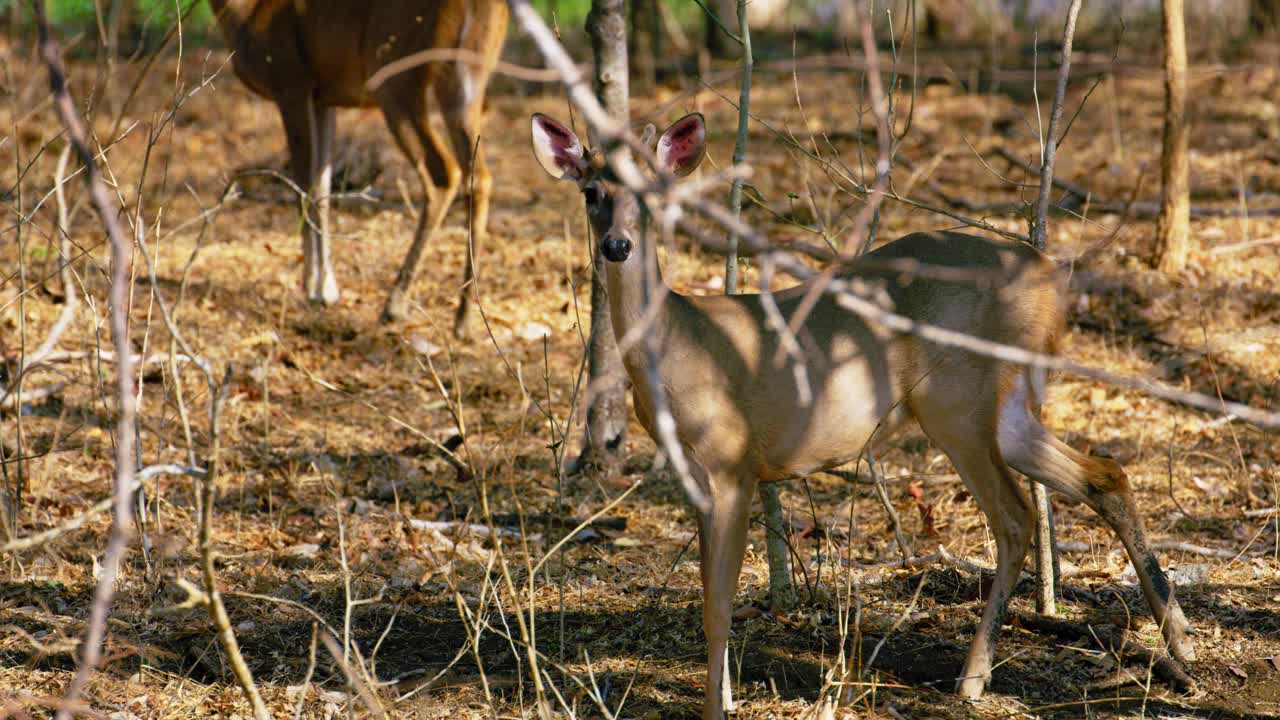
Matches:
[[1, 0, 1280, 718]]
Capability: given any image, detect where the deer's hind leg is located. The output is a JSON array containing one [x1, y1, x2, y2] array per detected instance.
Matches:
[[997, 371, 1195, 664], [912, 384, 1034, 699], [278, 92, 339, 306], [435, 64, 492, 338], [377, 71, 462, 324]]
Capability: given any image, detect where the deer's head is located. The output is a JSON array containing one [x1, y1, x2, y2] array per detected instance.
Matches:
[[531, 113, 706, 264]]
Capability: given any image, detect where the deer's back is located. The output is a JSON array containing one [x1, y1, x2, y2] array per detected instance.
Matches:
[[857, 231, 1064, 360], [212, 0, 503, 107], [643, 232, 1063, 480]]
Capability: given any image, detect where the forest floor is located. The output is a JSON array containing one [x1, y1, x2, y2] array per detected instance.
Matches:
[[2, 32, 1280, 720]]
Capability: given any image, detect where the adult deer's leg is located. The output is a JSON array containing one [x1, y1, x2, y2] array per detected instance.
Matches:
[[308, 105, 339, 305], [697, 466, 756, 720], [277, 92, 325, 304], [379, 77, 461, 323], [915, 397, 1033, 699], [997, 372, 1195, 663], [438, 71, 492, 339]]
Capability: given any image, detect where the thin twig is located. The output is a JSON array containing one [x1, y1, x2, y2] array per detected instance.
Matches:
[[366, 47, 563, 91], [319, 632, 391, 720], [1031, 0, 1084, 249], [723, 0, 753, 293], [27, 144, 80, 366], [868, 452, 912, 563]]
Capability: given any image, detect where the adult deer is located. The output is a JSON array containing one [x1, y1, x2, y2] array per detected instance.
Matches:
[[530, 113, 1196, 718], [210, 0, 508, 334]]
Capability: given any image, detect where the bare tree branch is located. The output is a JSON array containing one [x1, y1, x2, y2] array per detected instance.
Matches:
[[31, 4, 139, 717]]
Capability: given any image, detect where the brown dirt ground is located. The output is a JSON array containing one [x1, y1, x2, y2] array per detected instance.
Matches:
[[2, 32, 1280, 720]]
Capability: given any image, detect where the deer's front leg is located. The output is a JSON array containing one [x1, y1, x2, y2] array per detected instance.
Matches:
[[309, 104, 339, 306], [698, 468, 757, 720]]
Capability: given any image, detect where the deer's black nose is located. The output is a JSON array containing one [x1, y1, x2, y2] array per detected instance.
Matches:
[[601, 235, 633, 262]]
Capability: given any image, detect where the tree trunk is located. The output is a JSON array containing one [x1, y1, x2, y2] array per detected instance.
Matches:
[[630, 0, 659, 95], [718, 0, 793, 610], [759, 483, 795, 609], [1250, 0, 1280, 36], [1027, 0, 1083, 617], [923, 0, 942, 42], [106, 0, 131, 57], [703, 0, 733, 58], [1154, 0, 1190, 274], [577, 0, 630, 475]]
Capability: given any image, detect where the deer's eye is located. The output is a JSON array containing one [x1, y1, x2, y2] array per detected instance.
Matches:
[[582, 186, 601, 206]]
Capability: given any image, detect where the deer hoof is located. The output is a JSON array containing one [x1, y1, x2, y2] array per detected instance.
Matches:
[[307, 286, 340, 307], [1169, 630, 1197, 664], [381, 292, 409, 324], [452, 308, 471, 340], [318, 273, 340, 306], [304, 271, 340, 307], [956, 675, 987, 701]]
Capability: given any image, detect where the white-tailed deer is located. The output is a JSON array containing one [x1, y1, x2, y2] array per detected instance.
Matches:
[[531, 113, 1196, 718], [210, 0, 508, 334]]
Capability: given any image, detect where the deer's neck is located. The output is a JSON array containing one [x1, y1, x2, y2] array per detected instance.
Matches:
[[603, 244, 673, 369]]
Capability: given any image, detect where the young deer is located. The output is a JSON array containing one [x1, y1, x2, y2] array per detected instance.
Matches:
[[210, 0, 508, 334], [531, 113, 1195, 718]]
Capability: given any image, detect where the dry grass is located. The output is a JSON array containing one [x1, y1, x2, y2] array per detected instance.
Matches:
[[1, 30, 1279, 720]]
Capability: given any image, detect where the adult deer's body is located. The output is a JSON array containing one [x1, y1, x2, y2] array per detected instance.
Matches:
[[531, 113, 1196, 719], [210, 0, 508, 333]]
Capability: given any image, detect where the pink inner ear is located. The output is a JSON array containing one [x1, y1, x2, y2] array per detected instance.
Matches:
[[542, 123, 575, 159], [534, 115, 584, 177], [659, 115, 705, 174]]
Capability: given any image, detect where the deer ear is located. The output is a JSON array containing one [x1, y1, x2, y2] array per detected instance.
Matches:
[[656, 113, 706, 177], [531, 114, 586, 181]]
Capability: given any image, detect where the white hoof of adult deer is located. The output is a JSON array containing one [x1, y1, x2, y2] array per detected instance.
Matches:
[[304, 271, 340, 307], [318, 272, 340, 306]]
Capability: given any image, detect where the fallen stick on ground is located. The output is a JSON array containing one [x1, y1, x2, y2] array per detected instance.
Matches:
[[1059, 539, 1260, 560], [1011, 611, 1195, 691]]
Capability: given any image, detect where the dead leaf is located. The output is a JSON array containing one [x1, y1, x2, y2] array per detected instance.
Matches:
[[1229, 665, 1248, 681], [907, 480, 937, 537]]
